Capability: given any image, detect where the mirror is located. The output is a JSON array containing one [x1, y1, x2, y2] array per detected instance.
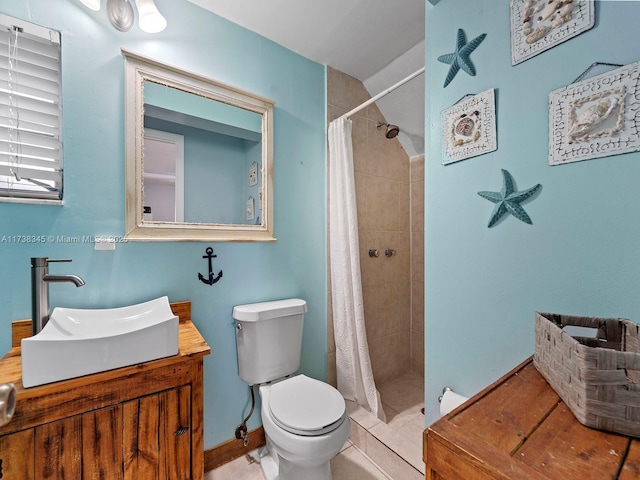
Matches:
[[123, 49, 275, 241]]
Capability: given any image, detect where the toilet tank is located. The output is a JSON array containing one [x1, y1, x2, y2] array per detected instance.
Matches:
[[233, 298, 307, 385]]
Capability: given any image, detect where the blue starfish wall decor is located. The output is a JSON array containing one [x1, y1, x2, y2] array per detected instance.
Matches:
[[438, 29, 487, 88], [478, 169, 541, 228]]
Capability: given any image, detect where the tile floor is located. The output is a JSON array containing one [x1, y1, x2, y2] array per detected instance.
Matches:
[[206, 371, 425, 480], [205, 443, 392, 480]]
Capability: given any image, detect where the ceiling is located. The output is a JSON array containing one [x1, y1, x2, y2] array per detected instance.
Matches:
[[187, 0, 426, 158]]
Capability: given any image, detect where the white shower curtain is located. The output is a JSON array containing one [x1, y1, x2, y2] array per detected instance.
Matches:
[[328, 117, 385, 421]]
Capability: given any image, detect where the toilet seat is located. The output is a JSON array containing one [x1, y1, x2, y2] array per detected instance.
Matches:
[[268, 375, 346, 437]]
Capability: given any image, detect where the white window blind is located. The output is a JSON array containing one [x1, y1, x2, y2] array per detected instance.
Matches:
[[0, 15, 62, 201]]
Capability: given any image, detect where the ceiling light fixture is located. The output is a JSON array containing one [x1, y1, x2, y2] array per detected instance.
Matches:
[[80, 0, 100, 12], [106, 0, 135, 31], [135, 0, 167, 33], [79, 0, 101, 11], [82, 0, 166, 33]]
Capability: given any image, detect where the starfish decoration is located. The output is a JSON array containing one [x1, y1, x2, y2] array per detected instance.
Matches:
[[437, 29, 487, 88], [478, 169, 541, 228]]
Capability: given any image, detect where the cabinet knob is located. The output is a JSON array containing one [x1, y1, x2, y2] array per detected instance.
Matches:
[[174, 425, 189, 436], [0, 383, 16, 428]]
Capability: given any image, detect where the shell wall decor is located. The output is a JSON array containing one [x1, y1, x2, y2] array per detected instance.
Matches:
[[442, 88, 497, 165], [510, 0, 595, 65], [549, 60, 640, 165]]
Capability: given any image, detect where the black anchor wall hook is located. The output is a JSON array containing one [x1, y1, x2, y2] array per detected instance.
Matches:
[[198, 247, 223, 286]]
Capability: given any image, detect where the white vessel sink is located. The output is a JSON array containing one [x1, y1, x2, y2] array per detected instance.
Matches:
[[21, 296, 179, 388]]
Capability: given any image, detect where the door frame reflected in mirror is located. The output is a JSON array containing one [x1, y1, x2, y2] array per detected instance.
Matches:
[[143, 128, 184, 223], [123, 49, 276, 241]]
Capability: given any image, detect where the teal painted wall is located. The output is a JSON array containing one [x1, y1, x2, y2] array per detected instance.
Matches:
[[144, 116, 251, 224], [424, 1, 640, 425], [0, 0, 327, 448]]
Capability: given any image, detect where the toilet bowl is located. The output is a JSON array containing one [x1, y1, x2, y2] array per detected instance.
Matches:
[[233, 299, 350, 480], [257, 375, 351, 480]]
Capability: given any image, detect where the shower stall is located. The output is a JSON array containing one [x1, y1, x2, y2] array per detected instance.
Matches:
[[326, 66, 424, 408]]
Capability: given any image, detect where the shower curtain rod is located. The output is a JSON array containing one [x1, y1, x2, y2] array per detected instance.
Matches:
[[339, 66, 425, 120]]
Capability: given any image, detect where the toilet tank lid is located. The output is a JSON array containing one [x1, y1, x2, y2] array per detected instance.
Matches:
[[232, 298, 307, 322]]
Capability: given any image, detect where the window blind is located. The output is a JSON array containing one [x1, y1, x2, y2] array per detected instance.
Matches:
[[0, 15, 62, 201]]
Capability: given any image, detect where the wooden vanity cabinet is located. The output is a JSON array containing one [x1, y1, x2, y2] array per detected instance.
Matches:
[[0, 301, 210, 480]]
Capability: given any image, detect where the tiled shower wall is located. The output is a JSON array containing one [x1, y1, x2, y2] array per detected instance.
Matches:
[[327, 67, 424, 387], [410, 155, 424, 375]]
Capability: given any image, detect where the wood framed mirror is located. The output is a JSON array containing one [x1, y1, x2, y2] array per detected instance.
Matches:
[[123, 49, 275, 241]]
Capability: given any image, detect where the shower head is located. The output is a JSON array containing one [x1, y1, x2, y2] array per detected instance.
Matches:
[[376, 121, 400, 139]]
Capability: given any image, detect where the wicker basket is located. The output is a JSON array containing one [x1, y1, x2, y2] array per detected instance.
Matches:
[[534, 312, 640, 437]]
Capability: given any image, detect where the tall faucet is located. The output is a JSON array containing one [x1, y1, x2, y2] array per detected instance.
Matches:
[[31, 257, 85, 336]]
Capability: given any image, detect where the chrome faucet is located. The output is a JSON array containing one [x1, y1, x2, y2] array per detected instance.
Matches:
[[31, 257, 85, 336]]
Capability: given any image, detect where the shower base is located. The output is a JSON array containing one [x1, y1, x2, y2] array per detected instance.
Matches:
[[346, 371, 424, 479]]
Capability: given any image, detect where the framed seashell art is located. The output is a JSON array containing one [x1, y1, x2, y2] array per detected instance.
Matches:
[[442, 88, 497, 165], [549, 61, 640, 165], [510, 0, 595, 66]]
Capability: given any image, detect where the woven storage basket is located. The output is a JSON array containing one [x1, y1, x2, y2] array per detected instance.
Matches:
[[534, 312, 640, 437]]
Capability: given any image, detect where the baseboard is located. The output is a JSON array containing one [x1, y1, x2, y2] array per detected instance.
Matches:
[[204, 427, 266, 472]]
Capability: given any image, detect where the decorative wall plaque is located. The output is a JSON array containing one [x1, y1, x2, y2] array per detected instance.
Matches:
[[549, 61, 640, 166], [249, 161, 258, 186], [442, 88, 497, 165], [510, 0, 595, 66]]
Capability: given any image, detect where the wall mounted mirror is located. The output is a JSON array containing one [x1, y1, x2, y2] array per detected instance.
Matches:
[[123, 49, 275, 241]]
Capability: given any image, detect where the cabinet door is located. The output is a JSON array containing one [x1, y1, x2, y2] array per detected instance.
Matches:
[[3, 385, 191, 480], [35, 416, 83, 480], [34, 405, 123, 480], [160, 386, 192, 479], [82, 405, 124, 479], [124, 385, 192, 480], [0, 429, 35, 480]]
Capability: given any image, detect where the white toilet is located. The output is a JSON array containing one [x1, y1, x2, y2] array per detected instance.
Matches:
[[233, 298, 350, 480]]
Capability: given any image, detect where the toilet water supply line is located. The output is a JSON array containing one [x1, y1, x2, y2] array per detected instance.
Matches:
[[235, 384, 256, 446]]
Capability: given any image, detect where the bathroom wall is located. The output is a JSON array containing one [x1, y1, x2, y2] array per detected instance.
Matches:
[[0, 0, 326, 449], [326, 67, 413, 386], [424, 1, 640, 425]]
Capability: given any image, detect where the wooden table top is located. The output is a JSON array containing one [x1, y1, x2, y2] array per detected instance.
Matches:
[[424, 357, 640, 479]]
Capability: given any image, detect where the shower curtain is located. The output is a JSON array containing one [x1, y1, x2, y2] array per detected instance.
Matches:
[[328, 117, 385, 421]]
